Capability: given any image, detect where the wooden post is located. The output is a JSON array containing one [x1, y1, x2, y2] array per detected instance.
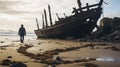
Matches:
[[56, 13, 60, 20], [48, 5, 53, 26], [44, 9, 48, 27], [36, 18, 39, 30], [77, 0, 82, 11], [42, 14, 45, 29]]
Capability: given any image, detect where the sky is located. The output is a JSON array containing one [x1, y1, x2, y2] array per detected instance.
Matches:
[[0, 0, 119, 33]]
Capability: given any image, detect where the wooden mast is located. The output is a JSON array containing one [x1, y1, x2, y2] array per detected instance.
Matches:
[[98, 0, 103, 8], [36, 18, 39, 30], [44, 9, 48, 28], [42, 14, 45, 29], [56, 13, 60, 20], [77, 0, 82, 11], [48, 4, 53, 26]]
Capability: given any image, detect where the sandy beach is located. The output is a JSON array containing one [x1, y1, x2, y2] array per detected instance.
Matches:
[[0, 0, 119, 67], [0, 36, 120, 67]]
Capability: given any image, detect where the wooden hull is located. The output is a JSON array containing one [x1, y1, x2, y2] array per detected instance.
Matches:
[[35, 0, 103, 39], [35, 7, 102, 39]]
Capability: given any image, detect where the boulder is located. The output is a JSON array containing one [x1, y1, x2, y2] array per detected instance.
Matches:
[[1, 59, 12, 66], [7, 56, 12, 58], [9, 62, 27, 67]]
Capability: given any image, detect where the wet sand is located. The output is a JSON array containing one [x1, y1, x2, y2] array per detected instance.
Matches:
[[0, 38, 120, 67]]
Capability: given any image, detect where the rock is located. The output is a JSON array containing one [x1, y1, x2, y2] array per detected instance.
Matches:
[[1, 41, 5, 43], [1, 59, 12, 66], [47, 64, 56, 67], [39, 49, 42, 50], [9, 62, 27, 67], [0, 47, 6, 50], [114, 36, 120, 40], [7, 56, 12, 58], [82, 63, 98, 67], [110, 47, 120, 51], [51, 64, 56, 67], [53, 56, 63, 64], [38, 43, 41, 45], [56, 56, 62, 61]]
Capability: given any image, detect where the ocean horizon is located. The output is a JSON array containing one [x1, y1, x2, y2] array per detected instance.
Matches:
[[0, 32, 36, 41]]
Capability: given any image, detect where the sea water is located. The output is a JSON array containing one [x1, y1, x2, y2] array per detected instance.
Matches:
[[0, 33, 36, 42]]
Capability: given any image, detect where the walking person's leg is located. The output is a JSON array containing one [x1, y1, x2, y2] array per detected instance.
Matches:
[[20, 36, 22, 43], [22, 36, 24, 43], [20, 36, 24, 43]]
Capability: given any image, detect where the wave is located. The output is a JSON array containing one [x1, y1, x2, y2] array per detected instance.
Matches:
[[0, 32, 35, 36]]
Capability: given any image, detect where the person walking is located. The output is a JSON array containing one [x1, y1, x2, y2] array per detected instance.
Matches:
[[18, 24, 26, 43]]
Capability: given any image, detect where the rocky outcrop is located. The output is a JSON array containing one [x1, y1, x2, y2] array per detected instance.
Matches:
[[80, 17, 120, 43]]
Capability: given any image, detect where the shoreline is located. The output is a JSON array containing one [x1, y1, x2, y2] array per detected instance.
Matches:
[[0, 38, 120, 67]]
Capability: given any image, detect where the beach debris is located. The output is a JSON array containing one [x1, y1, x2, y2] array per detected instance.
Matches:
[[17, 44, 98, 65], [1, 59, 12, 66], [7, 56, 12, 58], [80, 43, 96, 49], [9, 62, 27, 67], [0, 59, 27, 67], [79, 43, 109, 50], [17, 44, 53, 60], [73, 58, 96, 63], [33, 56, 96, 65], [55, 42, 63, 45], [17, 44, 82, 60], [60, 58, 96, 64], [17, 44, 32, 53], [62, 60, 73, 64], [82, 63, 98, 67], [104, 46, 120, 51]]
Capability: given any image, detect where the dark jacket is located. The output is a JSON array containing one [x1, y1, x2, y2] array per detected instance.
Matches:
[[18, 27, 26, 36]]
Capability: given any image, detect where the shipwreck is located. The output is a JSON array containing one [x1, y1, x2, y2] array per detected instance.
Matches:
[[35, 0, 103, 39]]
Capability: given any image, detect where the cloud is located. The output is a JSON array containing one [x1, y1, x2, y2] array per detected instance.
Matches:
[[0, 0, 99, 16], [0, 0, 119, 32], [0, 0, 25, 14]]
